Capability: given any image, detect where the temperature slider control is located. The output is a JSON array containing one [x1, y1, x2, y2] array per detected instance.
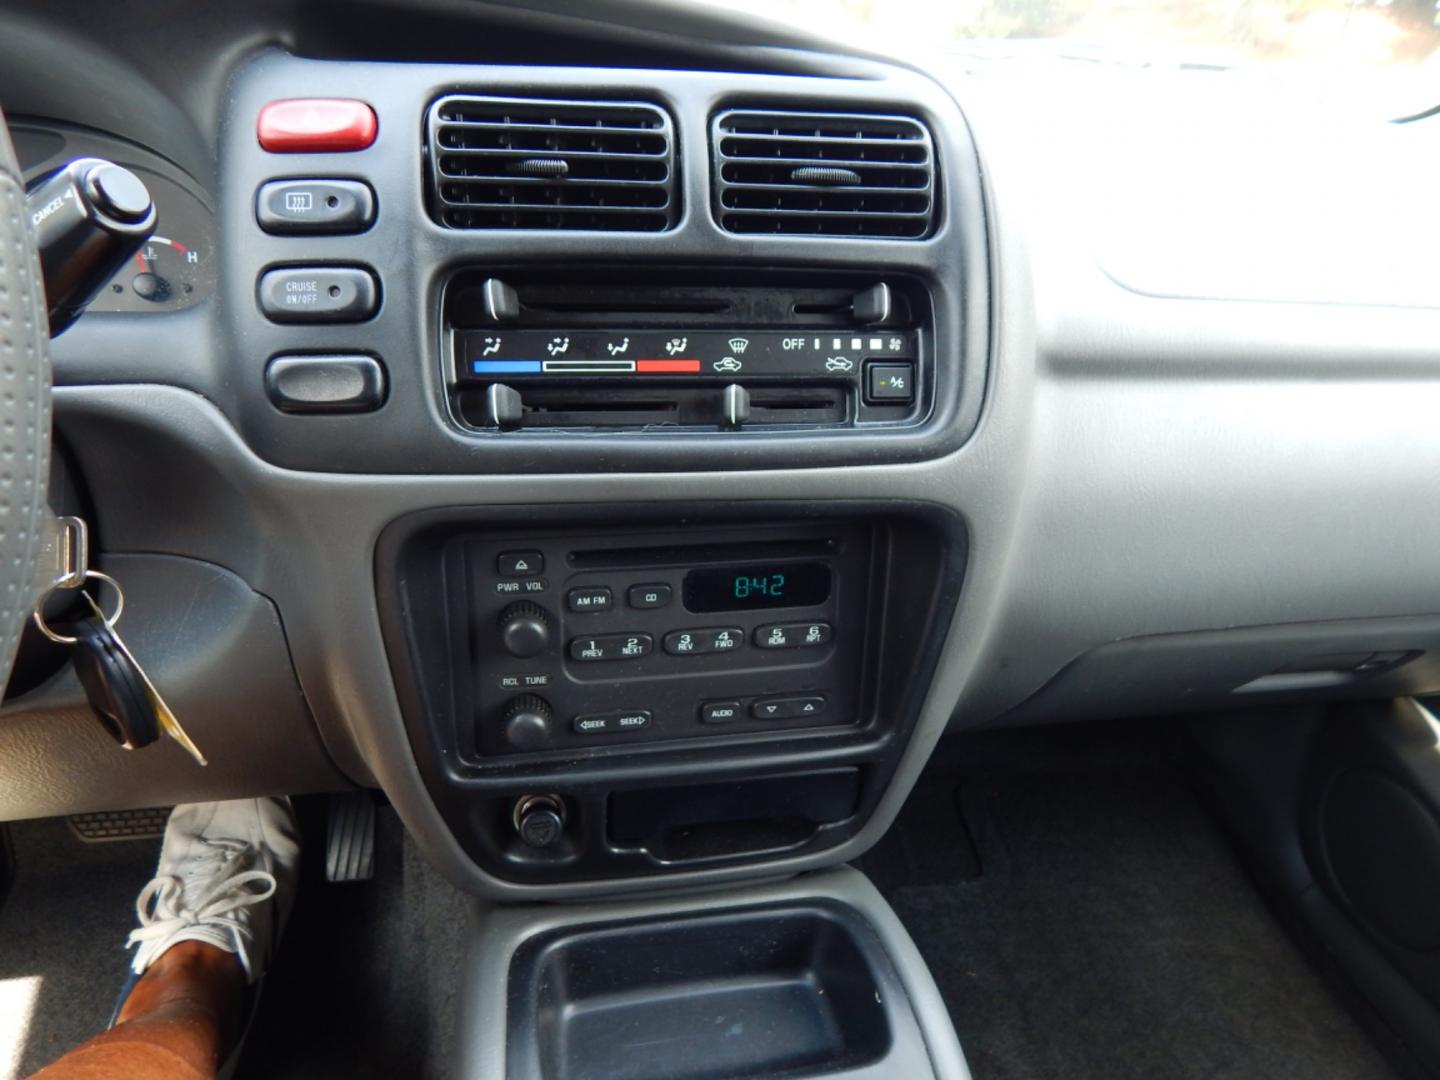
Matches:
[[458, 329, 917, 381]]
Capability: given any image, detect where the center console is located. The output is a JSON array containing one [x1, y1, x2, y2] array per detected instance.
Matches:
[[457, 866, 972, 1080], [378, 503, 965, 886], [203, 44, 987, 1078]]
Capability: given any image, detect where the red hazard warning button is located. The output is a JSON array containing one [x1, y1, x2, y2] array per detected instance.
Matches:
[[257, 99, 377, 152]]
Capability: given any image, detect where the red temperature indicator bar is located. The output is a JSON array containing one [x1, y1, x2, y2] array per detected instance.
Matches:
[[635, 359, 701, 374]]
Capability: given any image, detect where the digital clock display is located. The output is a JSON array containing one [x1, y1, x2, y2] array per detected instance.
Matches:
[[682, 563, 832, 613]]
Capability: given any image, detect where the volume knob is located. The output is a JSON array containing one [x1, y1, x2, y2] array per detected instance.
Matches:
[[504, 695, 553, 751], [499, 602, 551, 658]]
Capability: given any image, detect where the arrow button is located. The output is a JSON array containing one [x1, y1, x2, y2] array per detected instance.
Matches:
[[750, 694, 829, 720]]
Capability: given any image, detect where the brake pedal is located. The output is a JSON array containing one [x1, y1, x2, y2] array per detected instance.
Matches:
[[325, 791, 376, 883], [68, 806, 171, 842]]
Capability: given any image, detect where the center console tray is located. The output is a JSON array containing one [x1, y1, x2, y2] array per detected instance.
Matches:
[[506, 900, 934, 1080]]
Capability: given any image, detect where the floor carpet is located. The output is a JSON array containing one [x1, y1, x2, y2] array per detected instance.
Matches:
[[860, 723, 1414, 1080], [0, 726, 1419, 1080]]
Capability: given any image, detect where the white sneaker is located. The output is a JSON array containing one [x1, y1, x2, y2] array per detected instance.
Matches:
[[126, 798, 301, 983]]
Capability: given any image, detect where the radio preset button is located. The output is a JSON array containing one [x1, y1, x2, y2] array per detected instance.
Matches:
[[628, 583, 673, 609], [498, 551, 544, 577], [663, 627, 743, 655], [755, 622, 833, 649], [751, 695, 828, 720], [567, 586, 613, 613], [664, 630, 705, 655], [569, 633, 653, 662], [700, 701, 742, 724]]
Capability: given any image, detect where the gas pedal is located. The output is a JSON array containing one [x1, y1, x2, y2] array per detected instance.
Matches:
[[325, 791, 376, 883]]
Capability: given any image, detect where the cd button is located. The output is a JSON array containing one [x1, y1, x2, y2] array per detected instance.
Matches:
[[628, 583, 672, 609]]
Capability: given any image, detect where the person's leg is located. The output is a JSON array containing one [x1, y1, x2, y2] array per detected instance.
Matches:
[[25, 798, 300, 1080], [30, 941, 245, 1080]]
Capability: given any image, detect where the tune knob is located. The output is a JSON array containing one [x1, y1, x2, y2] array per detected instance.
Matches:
[[498, 602, 551, 658], [504, 694, 553, 751]]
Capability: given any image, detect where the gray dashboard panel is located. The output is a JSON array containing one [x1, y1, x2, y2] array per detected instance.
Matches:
[[47, 99, 1440, 892], [0, 553, 348, 819]]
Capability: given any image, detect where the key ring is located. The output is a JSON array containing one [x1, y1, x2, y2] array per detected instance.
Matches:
[[32, 570, 125, 645]]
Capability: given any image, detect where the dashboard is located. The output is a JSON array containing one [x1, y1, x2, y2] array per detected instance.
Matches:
[[3, 0, 1440, 902]]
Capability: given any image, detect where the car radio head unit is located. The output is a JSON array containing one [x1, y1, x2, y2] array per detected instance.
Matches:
[[458, 522, 875, 758]]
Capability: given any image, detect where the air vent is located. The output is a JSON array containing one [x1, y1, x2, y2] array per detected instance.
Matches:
[[427, 96, 678, 232], [712, 110, 936, 238]]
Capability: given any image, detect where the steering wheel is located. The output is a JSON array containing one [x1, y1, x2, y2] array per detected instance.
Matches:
[[0, 107, 56, 692]]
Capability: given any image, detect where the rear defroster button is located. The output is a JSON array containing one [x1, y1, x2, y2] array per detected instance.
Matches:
[[257, 179, 376, 234]]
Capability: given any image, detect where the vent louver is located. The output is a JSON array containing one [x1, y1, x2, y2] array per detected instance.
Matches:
[[712, 110, 936, 238], [427, 96, 678, 232]]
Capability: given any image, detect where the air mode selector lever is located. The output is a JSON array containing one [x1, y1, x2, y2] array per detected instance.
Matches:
[[498, 602, 552, 658]]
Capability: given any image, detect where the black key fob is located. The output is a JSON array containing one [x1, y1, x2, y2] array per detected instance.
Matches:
[[71, 613, 160, 749]]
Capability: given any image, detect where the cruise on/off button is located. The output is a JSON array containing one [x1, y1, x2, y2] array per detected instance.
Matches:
[[258, 99, 378, 152], [257, 266, 378, 323]]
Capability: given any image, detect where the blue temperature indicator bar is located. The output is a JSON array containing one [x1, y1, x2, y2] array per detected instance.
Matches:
[[472, 359, 542, 375]]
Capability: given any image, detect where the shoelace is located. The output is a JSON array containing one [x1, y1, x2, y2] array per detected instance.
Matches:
[[126, 839, 277, 964]]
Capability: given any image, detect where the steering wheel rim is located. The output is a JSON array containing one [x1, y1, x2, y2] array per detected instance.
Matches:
[[0, 106, 56, 694]]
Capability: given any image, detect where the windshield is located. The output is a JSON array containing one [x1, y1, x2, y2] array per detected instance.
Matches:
[[708, 0, 1440, 119]]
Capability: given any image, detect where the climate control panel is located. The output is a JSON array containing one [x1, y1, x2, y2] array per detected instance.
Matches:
[[464, 522, 875, 757]]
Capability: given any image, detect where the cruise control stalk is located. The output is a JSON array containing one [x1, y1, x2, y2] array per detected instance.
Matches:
[[26, 156, 156, 335]]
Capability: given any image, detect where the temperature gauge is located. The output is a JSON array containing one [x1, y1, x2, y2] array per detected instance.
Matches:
[[127, 232, 207, 307]]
